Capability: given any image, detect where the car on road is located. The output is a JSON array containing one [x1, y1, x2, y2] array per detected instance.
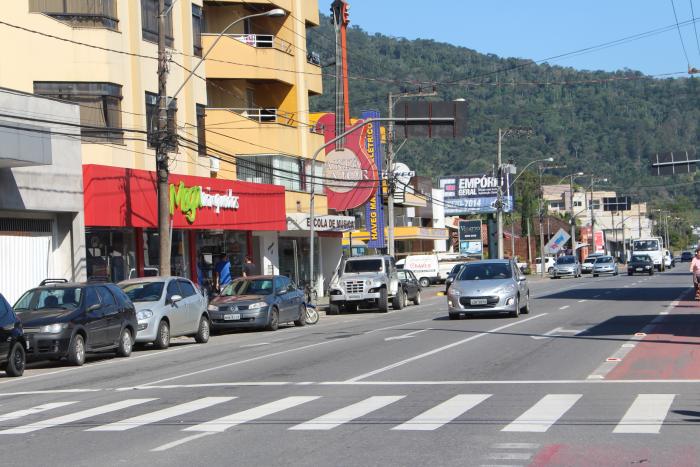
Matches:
[[582, 253, 604, 274], [681, 251, 694, 262], [535, 256, 556, 274], [397, 269, 422, 305], [447, 259, 530, 319], [118, 277, 210, 349], [0, 294, 25, 377], [208, 275, 306, 331], [445, 263, 466, 293], [628, 254, 654, 276], [592, 255, 619, 277], [550, 255, 582, 279], [13, 280, 137, 366], [328, 255, 402, 314]]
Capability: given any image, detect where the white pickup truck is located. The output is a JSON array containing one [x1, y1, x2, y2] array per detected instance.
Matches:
[[631, 237, 665, 271]]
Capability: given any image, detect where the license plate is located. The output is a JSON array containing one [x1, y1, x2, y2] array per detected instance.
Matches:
[[470, 298, 488, 305], [348, 294, 362, 300], [223, 313, 241, 321], [636, 268, 643, 272]]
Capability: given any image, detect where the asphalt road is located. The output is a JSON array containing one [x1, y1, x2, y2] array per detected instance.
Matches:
[[1, 269, 699, 467]]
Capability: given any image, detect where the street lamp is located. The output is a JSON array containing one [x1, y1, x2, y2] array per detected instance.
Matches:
[[507, 157, 554, 262], [587, 176, 607, 254], [558, 172, 585, 254]]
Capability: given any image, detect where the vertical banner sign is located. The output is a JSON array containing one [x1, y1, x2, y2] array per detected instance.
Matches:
[[361, 110, 385, 248], [458, 220, 483, 258]]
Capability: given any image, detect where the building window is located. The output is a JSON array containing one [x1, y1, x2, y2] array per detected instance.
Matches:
[[141, 0, 174, 47], [196, 104, 206, 156], [591, 200, 601, 210], [237, 155, 303, 191], [30, 0, 119, 30], [192, 4, 203, 57], [34, 81, 123, 144], [549, 201, 564, 210], [145, 92, 177, 151], [574, 201, 583, 207]]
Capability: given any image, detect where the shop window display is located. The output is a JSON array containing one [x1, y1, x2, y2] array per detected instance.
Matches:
[[86, 229, 136, 283]]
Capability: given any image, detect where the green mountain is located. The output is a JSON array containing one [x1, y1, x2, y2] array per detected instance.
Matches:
[[307, 15, 700, 216]]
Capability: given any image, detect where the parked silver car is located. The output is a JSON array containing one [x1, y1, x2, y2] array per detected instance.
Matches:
[[550, 255, 582, 279], [592, 255, 619, 277], [118, 277, 210, 349], [447, 260, 530, 319]]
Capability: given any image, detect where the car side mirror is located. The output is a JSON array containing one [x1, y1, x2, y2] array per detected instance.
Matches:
[[87, 303, 101, 312], [169, 295, 183, 304]]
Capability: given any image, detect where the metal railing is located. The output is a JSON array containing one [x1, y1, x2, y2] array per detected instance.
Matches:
[[203, 33, 293, 54], [207, 107, 299, 126]]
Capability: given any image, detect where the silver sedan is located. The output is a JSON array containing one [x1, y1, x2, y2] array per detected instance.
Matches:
[[592, 256, 619, 277], [447, 260, 530, 319]]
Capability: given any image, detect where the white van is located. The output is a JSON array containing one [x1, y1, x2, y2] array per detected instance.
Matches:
[[403, 255, 440, 287], [535, 256, 556, 274]]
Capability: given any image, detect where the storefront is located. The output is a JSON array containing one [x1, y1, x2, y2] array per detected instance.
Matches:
[[82, 164, 286, 285]]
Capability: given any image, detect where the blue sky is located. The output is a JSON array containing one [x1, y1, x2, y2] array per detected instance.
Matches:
[[318, 0, 700, 76]]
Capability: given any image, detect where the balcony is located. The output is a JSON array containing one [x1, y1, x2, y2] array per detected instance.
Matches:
[[305, 52, 323, 95], [203, 33, 296, 84]]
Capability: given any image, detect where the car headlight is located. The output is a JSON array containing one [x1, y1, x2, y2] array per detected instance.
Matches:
[[448, 288, 461, 297], [39, 323, 67, 333], [365, 279, 382, 287], [506, 297, 516, 306], [248, 302, 268, 310], [207, 304, 219, 312], [136, 309, 153, 320]]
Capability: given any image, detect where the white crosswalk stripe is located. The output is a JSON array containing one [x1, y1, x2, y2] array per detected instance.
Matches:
[[613, 394, 675, 434], [184, 396, 320, 433], [392, 394, 490, 431], [502, 394, 582, 433], [0, 399, 156, 434], [87, 397, 235, 432], [0, 402, 78, 423], [290, 396, 405, 431]]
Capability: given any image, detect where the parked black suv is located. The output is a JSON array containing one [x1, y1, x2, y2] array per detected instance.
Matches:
[[0, 294, 25, 377], [14, 280, 137, 366]]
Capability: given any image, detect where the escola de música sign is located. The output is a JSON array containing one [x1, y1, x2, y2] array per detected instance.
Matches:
[[169, 181, 240, 223]]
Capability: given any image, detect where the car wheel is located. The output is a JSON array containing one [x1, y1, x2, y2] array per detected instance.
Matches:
[[413, 290, 422, 305], [116, 328, 133, 358], [520, 292, 530, 314], [448, 313, 459, 320], [510, 296, 520, 318], [392, 289, 405, 310], [154, 320, 170, 349], [266, 307, 279, 331], [5, 342, 25, 377], [294, 305, 307, 327], [378, 288, 389, 313], [67, 334, 86, 366], [628, 272, 633, 276], [593, 274, 598, 277], [649, 271, 654, 276], [328, 304, 340, 315], [195, 316, 210, 343], [548, 267, 554, 274], [419, 277, 431, 288]]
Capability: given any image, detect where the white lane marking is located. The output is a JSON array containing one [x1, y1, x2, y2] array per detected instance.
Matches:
[[365, 318, 433, 335], [0, 398, 156, 434], [117, 382, 289, 391], [88, 397, 235, 432], [531, 327, 584, 340], [240, 343, 270, 348], [491, 443, 540, 449], [151, 432, 213, 452], [559, 305, 570, 310], [502, 394, 581, 432], [185, 396, 319, 433], [385, 328, 431, 341], [0, 389, 100, 397], [577, 299, 588, 303], [344, 314, 547, 382], [392, 394, 490, 431], [0, 402, 77, 423], [290, 396, 404, 431], [484, 453, 532, 460], [613, 394, 675, 434]]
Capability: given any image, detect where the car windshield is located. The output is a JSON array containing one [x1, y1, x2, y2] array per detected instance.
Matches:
[[14, 287, 83, 311], [633, 240, 659, 251], [556, 256, 575, 264], [222, 278, 274, 296], [344, 259, 383, 273], [595, 256, 613, 263], [632, 255, 651, 262], [457, 263, 512, 281], [450, 264, 463, 274], [583, 256, 599, 263], [120, 282, 164, 302]]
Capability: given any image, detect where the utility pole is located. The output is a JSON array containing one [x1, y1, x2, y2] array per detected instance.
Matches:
[[539, 165, 546, 278], [156, 0, 171, 276], [386, 89, 436, 257], [589, 180, 595, 254], [497, 128, 504, 259], [569, 176, 576, 256]]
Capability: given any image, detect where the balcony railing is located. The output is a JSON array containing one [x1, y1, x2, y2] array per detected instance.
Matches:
[[210, 107, 299, 126], [307, 51, 321, 66], [203, 33, 293, 55]]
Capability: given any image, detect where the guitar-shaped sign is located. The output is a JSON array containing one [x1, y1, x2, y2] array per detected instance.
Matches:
[[317, 0, 378, 211]]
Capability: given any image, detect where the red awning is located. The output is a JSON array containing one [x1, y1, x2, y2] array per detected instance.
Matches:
[[83, 164, 286, 231]]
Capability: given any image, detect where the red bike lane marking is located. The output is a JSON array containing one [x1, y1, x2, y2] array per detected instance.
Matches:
[[607, 299, 700, 380], [528, 444, 698, 467]]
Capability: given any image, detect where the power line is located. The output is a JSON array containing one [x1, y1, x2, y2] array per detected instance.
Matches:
[[671, 0, 692, 67], [690, 0, 700, 58]]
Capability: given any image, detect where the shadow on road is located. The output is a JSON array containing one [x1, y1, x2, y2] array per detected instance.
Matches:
[[538, 286, 690, 301]]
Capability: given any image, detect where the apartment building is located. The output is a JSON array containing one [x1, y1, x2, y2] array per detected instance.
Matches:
[[1, 1, 331, 291]]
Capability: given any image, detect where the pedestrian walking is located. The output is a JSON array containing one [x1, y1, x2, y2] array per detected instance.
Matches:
[[690, 248, 700, 300], [243, 255, 257, 277], [214, 253, 232, 293]]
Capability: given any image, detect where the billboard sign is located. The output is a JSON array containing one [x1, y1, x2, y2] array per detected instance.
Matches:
[[544, 228, 571, 254], [603, 196, 631, 212], [458, 220, 482, 257], [361, 110, 385, 248], [439, 174, 513, 215]]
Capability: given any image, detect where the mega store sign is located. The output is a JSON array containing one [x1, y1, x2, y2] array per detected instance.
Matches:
[[439, 174, 513, 215], [83, 165, 286, 230]]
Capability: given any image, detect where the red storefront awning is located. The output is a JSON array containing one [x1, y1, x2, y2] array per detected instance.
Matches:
[[83, 164, 286, 231]]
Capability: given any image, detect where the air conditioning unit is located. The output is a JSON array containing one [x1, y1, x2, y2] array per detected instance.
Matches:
[[210, 156, 220, 174]]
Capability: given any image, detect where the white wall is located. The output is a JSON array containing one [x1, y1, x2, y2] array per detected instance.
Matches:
[[256, 231, 279, 276], [432, 189, 447, 252], [321, 236, 342, 296]]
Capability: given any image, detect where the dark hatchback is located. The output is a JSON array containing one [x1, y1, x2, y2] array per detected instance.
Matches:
[[397, 270, 422, 305], [681, 251, 694, 262], [14, 281, 137, 366], [628, 254, 654, 276], [0, 294, 25, 377]]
